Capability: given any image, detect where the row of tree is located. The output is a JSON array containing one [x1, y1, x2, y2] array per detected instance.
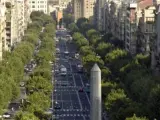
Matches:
[[14, 11, 56, 120], [67, 17, 160, 120], [0, 11, 49, 115]]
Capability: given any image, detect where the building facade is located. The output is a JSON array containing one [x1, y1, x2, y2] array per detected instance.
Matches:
[[151, 5, 160, 74], [72, 0, 95, 21], [0, 0, 6, 60], [125, 3, 137, 55], [28, 0, 48, 14]]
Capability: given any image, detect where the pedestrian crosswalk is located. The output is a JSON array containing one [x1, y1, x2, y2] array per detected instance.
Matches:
[[55, 109, 89, 112], [55, 89, 77, 91], [55, 114, 90, 117], [56, 86, 81, 89]]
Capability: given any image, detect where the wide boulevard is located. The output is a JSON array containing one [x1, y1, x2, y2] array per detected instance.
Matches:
[[52, 30, 90, 120]]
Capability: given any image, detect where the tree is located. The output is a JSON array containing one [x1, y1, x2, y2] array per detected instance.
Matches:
[[82, 54, 104, 70], [63, 13, 74, 27], [76, 17, 88, 28], [15, 111, 39, 120], [105, 49, 127, 63], [105, 89, 126, 110], [79, 46, 95, 56], [30, 11, 44, 20], [68, 23, 79, 33], [80, 22, 93, 35], [96, 42, 113, 59], [101, 67, 111, 80], [148, 85, 160, 119], [26, 76, 52, 95], [125, 114, 148, 120], [75, 38, 89, 48], [31, 67, 51, 81], [25, 92, 50, 112], [72, 32, 84, 41], [86, 29, 101, 46], [23, 33, 38, 45]]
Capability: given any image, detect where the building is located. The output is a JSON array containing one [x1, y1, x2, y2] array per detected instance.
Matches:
[[137, 5, 155, 54], [24, 0, 30, 30], [59, 0, 71, 8], [151, 5, 160, 74], [5, 0, 18, 51], [28, 0, 48, 14], [125, 3, 137, 55], [72, 0, 95, 21], [0, 0, 6, 60], [16, 0, 25, 42], [94, 0, 107, 31]]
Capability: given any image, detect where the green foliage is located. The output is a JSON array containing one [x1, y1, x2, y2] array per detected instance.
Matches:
[[76, 17, 88, 28], [75, 38, 89, 48], [102, 81, 117, 97], [82, 54, 104, 70], [15, 111, 39, 120], [23, 33, 38, 45], [125, 114, 148, 120], [105, 49, 127, 63], [96, 42, 113, 59], [80, 22, 93, 35], [101, 67, 111, 80], [31, 67, 51, 81], [68, 23, 79, 33], [30, 11, 44, 20], [25, 92, 50, 112], [105, 89, 126, 110], [69, 17, 156, 119], [63, 13, 74, 27], [72, 32, 84, 41], [0, 11, 55, 117], [79, 46, 95, 56], [26, 76, 52, 95], [86, 29, 101, 46], [148, 85, 160, 119]]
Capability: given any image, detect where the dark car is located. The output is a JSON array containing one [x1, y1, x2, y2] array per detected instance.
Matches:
[[54, 102, 61, 109], [78, 88, 83, 92]]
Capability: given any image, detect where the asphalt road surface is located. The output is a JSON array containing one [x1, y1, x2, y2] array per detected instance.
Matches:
[[52, 30, 107, 120]]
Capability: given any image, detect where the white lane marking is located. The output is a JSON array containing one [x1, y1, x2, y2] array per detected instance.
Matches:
[[83, 115, 86, 120], [69, 87, 73, 109], [76, 91, 82, 110], [80, 75, 84, 87], [72, 71, 76, 87]]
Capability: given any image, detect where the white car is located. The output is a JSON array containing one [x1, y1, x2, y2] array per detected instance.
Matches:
[[64, 51, 69, 54], [3, 113, 11, 118]]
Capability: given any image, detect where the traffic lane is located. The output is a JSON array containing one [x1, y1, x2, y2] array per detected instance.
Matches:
[[81, 74, 89, 87], [70, 91, 81, 109], [74, 74, 83, 86], [71, 64, 78, 73], [54, 91, 61, 101], [79, 92, 90, 110]]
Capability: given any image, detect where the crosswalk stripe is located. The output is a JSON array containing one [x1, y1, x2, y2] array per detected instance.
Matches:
[[55, 114, 89, 117]]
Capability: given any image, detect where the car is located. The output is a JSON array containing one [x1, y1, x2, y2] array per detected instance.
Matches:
[[78, 88, 83, 92], [64, 51, 69, 55], [84, 87, 90, 93], [54, 102, 61, 109], [61, 83, 68, 86], [86, 83, 90, 87], [20, 82, 25, 87], [3, 113, 11, 118]]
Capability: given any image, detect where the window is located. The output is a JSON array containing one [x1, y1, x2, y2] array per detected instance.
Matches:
[[32, 1, 35, 3], [32, 5, 35, 8], [40, 1, 44, 3], [40, 5, 44, 8]]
